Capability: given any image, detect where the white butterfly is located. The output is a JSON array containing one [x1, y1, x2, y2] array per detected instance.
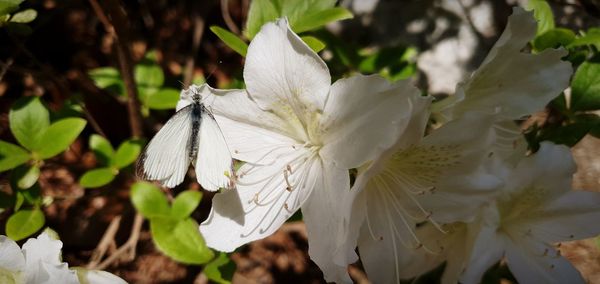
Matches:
[[136, 84, 234, 191]]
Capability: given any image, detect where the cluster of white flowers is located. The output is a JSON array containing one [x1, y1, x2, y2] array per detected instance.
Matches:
[[189, 7, 600, 284], [0, 231, 126, 284]]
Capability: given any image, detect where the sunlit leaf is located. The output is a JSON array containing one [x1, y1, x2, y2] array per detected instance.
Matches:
[[9, 97, 50, 151], [6, 208, 45, 241], [88, 67, 124, 94], [9, 8, 36, 23], [0, 0, 23, 15], [210, 26, 248, 57], [203, 253, 235, 284], [244, 0, 279, 39], [12, 164, 39, 189], [0, 140, 29, 172], [135, 62, 164, 88], [150, 218, 214, 265], [526, 0, 555, 36], [292, 7, 353, 34], [130, 182, 170, 218], [36, 118, 87, 159], [300, 36, 325, 53], [145, 88, 180, 110], [89, 134, 114, 165], [171, 190, 202, 220], [112, 139, 142, 169], [79, 168, 116, 188]]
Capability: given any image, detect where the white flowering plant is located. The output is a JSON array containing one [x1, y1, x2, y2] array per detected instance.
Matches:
[[1, 0, 600, 283]]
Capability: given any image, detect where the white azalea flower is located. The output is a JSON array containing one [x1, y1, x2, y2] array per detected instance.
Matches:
[[0, 232, 126, 284], [335, 111, 502, 284], [0, 235, 25, 283], [414, 143, 600, 284], [73, 268, 128, 284], [433, 7, 572, 163], [20, 232, 79, 284], [197, 19, 424, 283], [460, 142, 600, 284], [338, 7, 574, 284]]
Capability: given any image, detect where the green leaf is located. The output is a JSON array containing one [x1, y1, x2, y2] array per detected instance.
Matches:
[[9, 97, 50, 151], [19, 183, 41, 206], [14, 191, 24, 211], [204, 253, 235, 284], [36, 118, 87, 160], [6, 208, 45, 241], [532, 28, 575, 51], [541, 122, 592, 146], [300, 36, 325, 53], [9, 8, 36, 23], [171, 190, 202, 220], [5, 22, 32, 35], [279, 0, 337, 27], [112, 139, 142, 169], [150, 218, 214, 264], [210, 26, 248, 57], [12, 165, 39, 189], [0, 0, 23, 15], [79, 168, 116, 188], [130, 182, 170, 218], [568, 33, 600, 50], [135, 62, 164, 88], [292, 7, 353, 34], [571, 62, 600, 111], [89, 134, 114, 165], [88, 67, 124, 96], [145, 88, 180, 110], [0, 140, 29, 171], [244, 0, 279, 39], [526, 0, 555, 36]]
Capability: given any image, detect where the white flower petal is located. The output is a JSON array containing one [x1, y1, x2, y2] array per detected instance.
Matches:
[[451, 7, 572, 119], [416, 223, 470, 284], [320, 75, 428, 168], [200, 151, 320, 252], [0, 235, 25, 273], [301, 161, 352, 283], [356, 182, 422, 284], [198, 85, 302, 165], [505, 142, 575, 199], [526, 191, 600, 243], [461, 226, 506, 284], [490, 120, 528, 165], [26, 262, 79, 284], [22, 232, 63, 268], [75, 268, 128, 284], [244, 19, 330, 113], [505, 240, 584, 284]]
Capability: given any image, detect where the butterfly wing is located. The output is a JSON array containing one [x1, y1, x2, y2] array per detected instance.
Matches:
[[136, 105, 193, 188], [195, 108, 234, 191]]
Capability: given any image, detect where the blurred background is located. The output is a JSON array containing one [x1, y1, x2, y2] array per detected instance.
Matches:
[[1, 0, 600, 283]]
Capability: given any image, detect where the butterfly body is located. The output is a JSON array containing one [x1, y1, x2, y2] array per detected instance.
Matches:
[[136, 85, 234, 191]]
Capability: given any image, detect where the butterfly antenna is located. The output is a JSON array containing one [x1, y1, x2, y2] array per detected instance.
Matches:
[[177, 80, 186, 89], [204, 60, 222, 82]]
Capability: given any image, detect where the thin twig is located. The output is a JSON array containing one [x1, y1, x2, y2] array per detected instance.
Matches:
[[89, 0, 144, 138], [85, 0, 146, 270], [0, 58, 14, 82], [220, 0, 240, 35], [87, 215, 122, 269], [183, 9, 206, 87], [96, 213, 144, 270], [79, 101, 108, 138]]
